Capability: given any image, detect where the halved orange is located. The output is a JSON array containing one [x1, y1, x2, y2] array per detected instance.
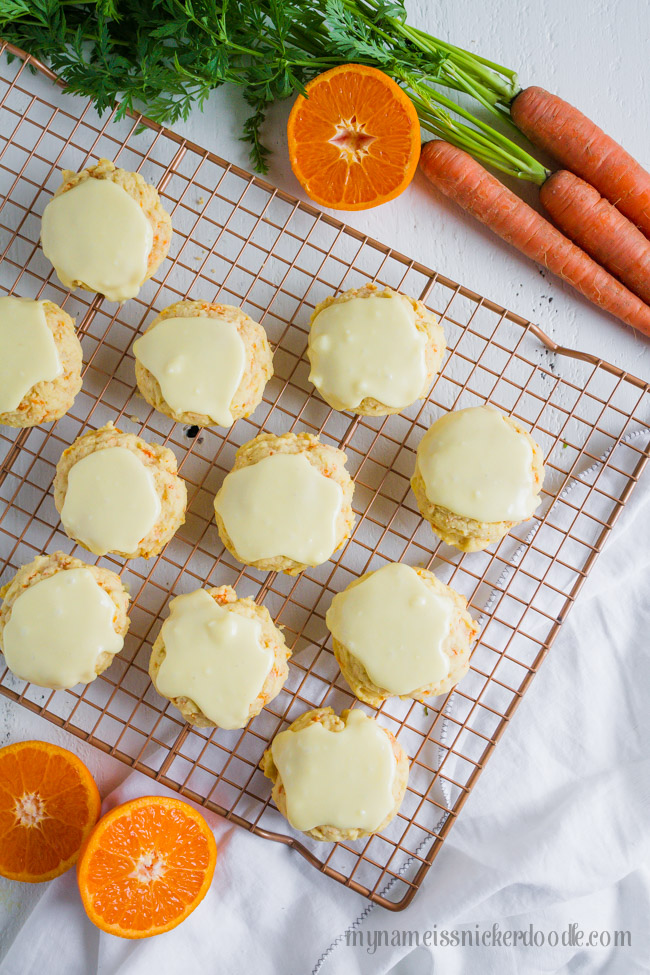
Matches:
[[287, 63, 421, 211], [77, 795, 217, 939], [0, 739, 101, 883]]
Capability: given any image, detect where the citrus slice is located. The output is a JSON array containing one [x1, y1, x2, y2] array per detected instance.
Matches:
[[0, 739, 101, 883], [77, 795, 217, 939], [287, 63, 421, 211]]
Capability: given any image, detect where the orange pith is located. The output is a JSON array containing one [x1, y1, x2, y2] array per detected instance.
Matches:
[[77, 795, 217, 939], [287, 64, 421, 211], [0, 740, 101, 883]]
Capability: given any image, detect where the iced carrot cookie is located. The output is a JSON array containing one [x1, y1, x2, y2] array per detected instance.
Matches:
[[261, 707, 409, 841], [53, 422, 187, 559], [41, 158, 172, 302], [327, 562, 479, 707], [411, 405, 545, 552], [0, 296, 82, 427], [214, 432, 355, 575], [133, 300, 273, 428], [307, 284, 445, 416], [0, 551, 129, 689], [149, 585, 290, 729]]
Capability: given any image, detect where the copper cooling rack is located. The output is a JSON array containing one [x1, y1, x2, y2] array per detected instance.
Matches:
[[1, 40, 649, 912]]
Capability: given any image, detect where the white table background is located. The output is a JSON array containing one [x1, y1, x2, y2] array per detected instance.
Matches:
[[1, 0, 649, 971]]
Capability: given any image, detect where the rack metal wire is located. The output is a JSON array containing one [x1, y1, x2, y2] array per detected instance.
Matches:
[[1, 40, 649, 910]]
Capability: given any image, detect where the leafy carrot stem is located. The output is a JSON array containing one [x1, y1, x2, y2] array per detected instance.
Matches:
[[0, 0, 544, 179]]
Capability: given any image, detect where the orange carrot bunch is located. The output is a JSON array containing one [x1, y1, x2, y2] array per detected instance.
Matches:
[[420, 87, 650, 336]]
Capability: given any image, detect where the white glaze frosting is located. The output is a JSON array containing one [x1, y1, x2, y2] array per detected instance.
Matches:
[[154, 589, 273, 729], [271, 709, 397, 831], [2, 568, 124, 689], [41, 177, 154, 302], [133, 315, 245, 426], [60, 446, 162, 555], [0, 297, 62, 413], [308, 294, 427, 410], [326, 562, 454, 695], [214, 452, 343, 565], [417, 406, 540, 523]]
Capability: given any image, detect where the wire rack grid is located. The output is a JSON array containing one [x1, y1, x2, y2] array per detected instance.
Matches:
[[0, 41, 649, 911]]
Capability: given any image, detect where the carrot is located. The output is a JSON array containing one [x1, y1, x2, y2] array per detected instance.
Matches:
[[511, 87, 650, 239], [419, 140, 650, 336], [540, 170, 650, 306]]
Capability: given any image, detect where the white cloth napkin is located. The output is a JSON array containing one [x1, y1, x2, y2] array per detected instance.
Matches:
[[1, 441, 649, 974]]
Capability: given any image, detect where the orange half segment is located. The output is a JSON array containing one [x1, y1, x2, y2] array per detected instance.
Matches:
[[77, 795, 217, 939], [288, 64, 421, 211], [0, 739, 101, 883]]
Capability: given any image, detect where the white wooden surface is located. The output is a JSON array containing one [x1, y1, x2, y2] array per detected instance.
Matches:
[[0, 0, 649, 955]]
